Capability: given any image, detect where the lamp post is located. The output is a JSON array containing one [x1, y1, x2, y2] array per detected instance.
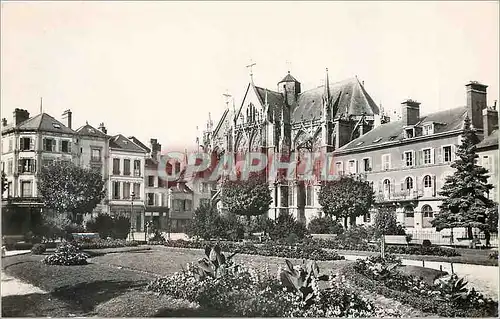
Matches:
[[130, 191, 135, 241], [167, 189, 172, 240]]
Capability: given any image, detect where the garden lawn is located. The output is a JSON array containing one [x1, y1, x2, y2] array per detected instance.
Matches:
[[2, 245, 444, 317]]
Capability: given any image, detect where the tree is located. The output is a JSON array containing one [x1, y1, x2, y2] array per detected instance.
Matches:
[[432, 117, 495, 239], [186, 203, 227, 240], [1, 170, 7, 196], [268, 211, 309, 241], [373, 207, 406, 238], [318, 175, 374, 228], [220, 172, 273, 229], [38, 161, 106, 224]]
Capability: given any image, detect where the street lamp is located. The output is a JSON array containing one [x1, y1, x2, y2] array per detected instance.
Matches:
[[130, 191, 135, 241]]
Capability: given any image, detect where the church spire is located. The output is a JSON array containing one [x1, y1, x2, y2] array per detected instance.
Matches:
[[324, 68, 331, 101]]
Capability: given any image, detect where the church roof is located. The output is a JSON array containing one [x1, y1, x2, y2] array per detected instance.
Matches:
[[255, 86, 288, 121], [278, 72, 299, 83], [76, 123, 107, 138], [336, 106, 467, 154], [13, 113, 75, 134], [293, 77, 379, 122], [477, 130, 498, 149]]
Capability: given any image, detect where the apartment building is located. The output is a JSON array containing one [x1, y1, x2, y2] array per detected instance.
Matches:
[[333, 81, 498, 238], [107, 134, 148, 231], [76, 122, 109, 216], [1, 109, 78, 201]]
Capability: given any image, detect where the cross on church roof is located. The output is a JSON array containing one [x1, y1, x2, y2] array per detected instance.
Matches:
[[246, 59, 256, 83]]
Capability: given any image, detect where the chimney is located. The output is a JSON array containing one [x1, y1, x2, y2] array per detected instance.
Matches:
[[13, 108, 30, 126], [98, 122, 107, 134], [466, 81, 488, 130], [401, 99, 420, 126], [62, 109, 72, 129], [150, 138, 161, 160], [483, 107, 498, 137]]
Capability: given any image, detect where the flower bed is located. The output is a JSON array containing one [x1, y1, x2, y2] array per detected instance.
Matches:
[[43, 242, 89, 266], [164, 240, 345, 261], [148, 244, 373, 317], [344, 255, 498, 317]]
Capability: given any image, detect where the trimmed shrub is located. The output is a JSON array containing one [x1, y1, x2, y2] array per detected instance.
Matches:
[[422, 239, 432, 247], [31, 243, 46, 255], [268, 212, 309, 241], [113, 216, 131, 239], [308, 217, 344, 235], [85, 214, 130, 239], [75, 238, 139, 249]]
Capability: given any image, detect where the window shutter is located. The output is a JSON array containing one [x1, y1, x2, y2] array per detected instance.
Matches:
[[400, 180, 404, 191], [32, 159, 37, 173], [30, 138, 34, 151], [431, 148, 435, 164], [59, 141, 63, 152], [378, 181, 382, 193], [412, 151, 416, 166], [432, 175, 437, 197], [52, 139, 56, 152], [68, 142, 72, 153], [451, 145, 456, 161], [18, 160, 23, 173], [489, 156, 494, 174], [354, 159, 358, 173], [401, 153, 405, 166], [437, 148, 442, 163]]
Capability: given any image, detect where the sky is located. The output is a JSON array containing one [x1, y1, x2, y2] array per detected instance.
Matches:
[[1, 1, 498, 151]]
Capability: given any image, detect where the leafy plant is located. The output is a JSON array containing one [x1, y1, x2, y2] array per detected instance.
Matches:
[[268, 212, 309, 241], [434, 274, 469, 303], [192, 244, 237, 280], [279, 259, 331, 308]]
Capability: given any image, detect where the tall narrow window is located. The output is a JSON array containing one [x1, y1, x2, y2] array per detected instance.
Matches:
[[423, 149, 432, 164], [405, 177, 413, 190], [113, 182, 120, 199], [113, 158, 120, 175], [443, 146, 452, 163], [123, 159, 131, 175], [134, 160, 141, 176], [123, 182, 131, 199]]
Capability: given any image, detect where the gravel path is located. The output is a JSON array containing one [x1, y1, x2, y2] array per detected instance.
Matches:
[[1, 271, 47, 297]]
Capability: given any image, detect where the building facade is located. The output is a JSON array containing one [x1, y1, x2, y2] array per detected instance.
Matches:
[[200, 70, 388, 223], [106, 134, 147, 231], [332, 82, 498, 238], [76, 121, 109, 216]]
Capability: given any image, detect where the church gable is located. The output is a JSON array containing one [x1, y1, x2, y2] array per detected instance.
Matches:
[[235, 84, 286, 126]]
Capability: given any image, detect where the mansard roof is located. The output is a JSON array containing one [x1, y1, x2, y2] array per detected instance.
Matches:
[[12, 113, 75, 134], [335, 106, 468, 154], [293, 77, 379, 122]]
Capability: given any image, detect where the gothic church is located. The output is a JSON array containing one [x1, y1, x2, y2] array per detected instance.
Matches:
[[200, 69, 388, 223]]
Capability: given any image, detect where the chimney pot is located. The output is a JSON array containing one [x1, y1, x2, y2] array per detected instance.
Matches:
[[2, 118, 7, 126], [98, 122, 107, 134]]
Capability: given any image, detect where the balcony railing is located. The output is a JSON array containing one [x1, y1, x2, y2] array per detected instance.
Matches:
[[375, 190, 421, 202]]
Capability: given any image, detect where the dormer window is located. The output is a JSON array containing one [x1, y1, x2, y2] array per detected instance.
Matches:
[[405, 128, 414, 138], [423, 124, 433, 136], [52, 123, 61, 129]]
